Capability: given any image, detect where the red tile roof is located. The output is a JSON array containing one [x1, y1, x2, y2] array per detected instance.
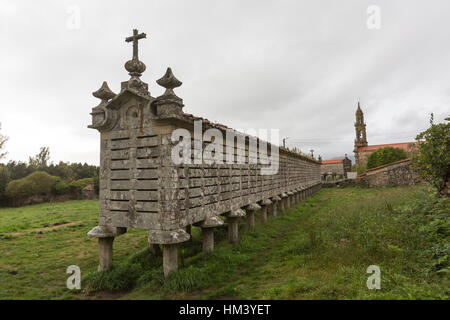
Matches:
[[357, 142, 418, 152], [321, 158, 345, 164]]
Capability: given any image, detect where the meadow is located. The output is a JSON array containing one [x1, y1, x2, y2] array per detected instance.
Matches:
[[0, 186, 448, 299]]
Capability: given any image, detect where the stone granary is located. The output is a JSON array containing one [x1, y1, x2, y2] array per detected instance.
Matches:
[[87, 30, 322, 277], [320, 155, 352, 181], [353, 102, 418, 168]]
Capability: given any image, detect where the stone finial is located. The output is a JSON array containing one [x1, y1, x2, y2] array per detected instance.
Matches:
[[154, 67, 184, 116], [156, 67, 183, 101], [122, 29, 149, 94], [92, 81, 116, 106], [124, 29, 147, 78], [318, 155, 322, 163]]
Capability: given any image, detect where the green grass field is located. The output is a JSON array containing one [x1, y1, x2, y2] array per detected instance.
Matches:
[[0, 186, 448, 300]]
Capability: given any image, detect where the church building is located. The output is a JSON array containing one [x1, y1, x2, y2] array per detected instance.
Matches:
[[353, 103, 417, 168]]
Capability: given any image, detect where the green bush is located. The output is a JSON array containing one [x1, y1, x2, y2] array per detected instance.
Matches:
[[367, 147, 407, 169], [51, 178, 70, 195], [412, 115, 450, 194], [69, 177, 94, 191], [4, 171, 58, 204], [5, 171, 56, 197]]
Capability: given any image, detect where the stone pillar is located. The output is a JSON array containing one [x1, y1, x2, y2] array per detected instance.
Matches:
[[287, 191, 294, 208], [163, 244, 178, 277], [202, 228, 214, 253], [149, 228, 190, 278], [259, 199, 272, 223], [225, 209, 245, 244], [244, 203, 261, 229], [280, 193, 287, 213], [270, 195, 281, 218], [227, 217, 239, 244], [194, 216, 224, 253], [98, 237, 114, 271], [87, 226, 127, 272]]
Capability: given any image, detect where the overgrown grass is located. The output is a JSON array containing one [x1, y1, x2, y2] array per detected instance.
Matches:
[[86, 186, 449, 300]]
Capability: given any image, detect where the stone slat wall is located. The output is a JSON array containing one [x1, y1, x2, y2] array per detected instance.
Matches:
[[99, 121, 321, 232]]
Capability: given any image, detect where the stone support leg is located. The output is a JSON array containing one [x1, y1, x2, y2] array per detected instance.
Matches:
[[202, 228, 214, 253], [163, 244, 178, 278], [98, 237, 114, 272], [271, 202, 278, 218], [246, 211, 255, 228], [227, 217, 239, 244], [261, 206, 268, 223]]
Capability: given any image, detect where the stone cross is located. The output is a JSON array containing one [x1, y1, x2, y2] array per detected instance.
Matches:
[[125, 29, 146, 60]]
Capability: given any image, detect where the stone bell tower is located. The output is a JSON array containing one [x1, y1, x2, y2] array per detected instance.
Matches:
[[354, 102, 368, 167]]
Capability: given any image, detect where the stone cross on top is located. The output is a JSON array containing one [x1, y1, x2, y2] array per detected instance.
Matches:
[[124, 29, 147, 78], [126, 29, 146, 60]]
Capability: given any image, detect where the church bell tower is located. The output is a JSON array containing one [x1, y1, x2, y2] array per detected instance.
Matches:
[[354, 102, 368, 159]]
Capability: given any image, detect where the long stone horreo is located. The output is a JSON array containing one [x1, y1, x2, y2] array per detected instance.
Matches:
[[87, 29, 322, 277]]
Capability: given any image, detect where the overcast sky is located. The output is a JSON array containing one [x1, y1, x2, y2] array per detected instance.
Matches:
[[1, 0, 449, 165]]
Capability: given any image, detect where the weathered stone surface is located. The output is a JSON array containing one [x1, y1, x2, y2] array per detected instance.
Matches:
[[87, 225, 126, 238], [226, 208, 246, 218], [245, 203, 261, 211], [148, 229, 190, 244], [163, 244, 178, 277], [271, 195, 281, 202], [98, 237, 114, 271], [226, 217, 239, 244], [357, 159, 421, 187], [194, 216, 224, 228], [202, 228, 215, 253]]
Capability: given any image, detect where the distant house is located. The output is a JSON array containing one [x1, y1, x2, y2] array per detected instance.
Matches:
[[353, 103, 418, 167], [320, 155, 352, 180]]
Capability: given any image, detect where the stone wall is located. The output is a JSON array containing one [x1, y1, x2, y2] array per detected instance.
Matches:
[[357, 159, 421, 187]]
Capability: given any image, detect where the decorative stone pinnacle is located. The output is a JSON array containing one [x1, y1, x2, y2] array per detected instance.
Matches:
[[124, 29, 147, 78], [156, 67, 182, 100], [92, 81, 116, 104]]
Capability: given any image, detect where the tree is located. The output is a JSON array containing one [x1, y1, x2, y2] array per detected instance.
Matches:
[[412, 114, 450, 195], [0, 123, 8, 160], [367, 147, 407, 169], [29, 147, 50, 169]]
